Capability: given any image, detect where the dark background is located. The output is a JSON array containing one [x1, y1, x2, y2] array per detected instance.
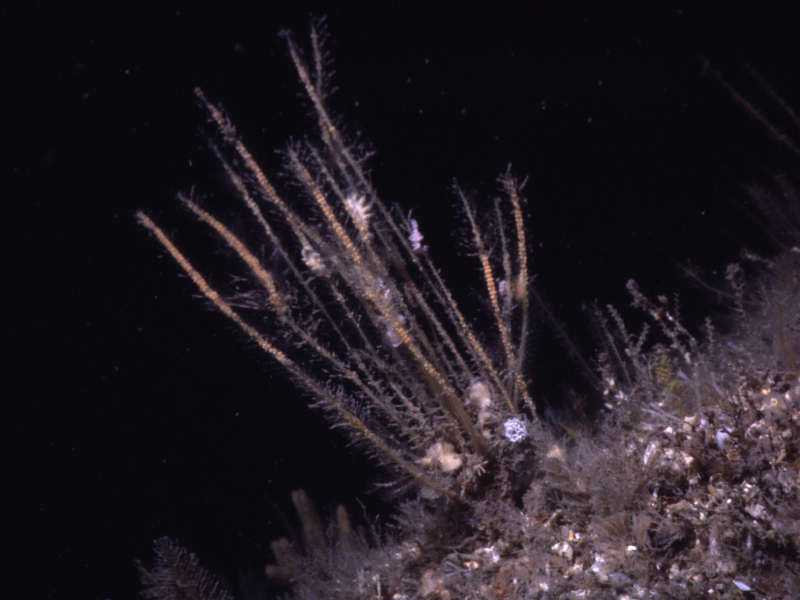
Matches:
[[10, 4, 800, 599]]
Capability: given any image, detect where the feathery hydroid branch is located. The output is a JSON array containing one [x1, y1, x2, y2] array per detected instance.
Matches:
[[139, 23, 539, 499]]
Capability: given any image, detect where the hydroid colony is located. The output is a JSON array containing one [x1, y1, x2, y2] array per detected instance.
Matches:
[[138, 24, 538, 503], [139, 22, 800, 600]]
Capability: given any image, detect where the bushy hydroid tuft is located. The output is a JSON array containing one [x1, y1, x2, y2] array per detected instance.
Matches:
[[138, 23, 539, 504], [139, 22, 800, 600]]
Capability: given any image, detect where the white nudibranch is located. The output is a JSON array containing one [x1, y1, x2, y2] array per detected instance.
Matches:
[[418, 441, 463, 472], [344, 192, 372, 238], [408, 217, 424, 252], [301, 244, 326, 274], [468, 381, 494, 436]]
